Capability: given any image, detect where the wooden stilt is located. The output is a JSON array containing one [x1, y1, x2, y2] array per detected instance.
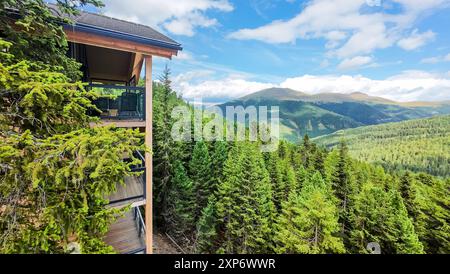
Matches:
[[144, 56, 153, 254]]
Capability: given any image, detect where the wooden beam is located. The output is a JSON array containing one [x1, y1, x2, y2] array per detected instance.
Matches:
[[144, 56, 153, 254], [131, 53, 144, 83], [65, 29, 177, 59]]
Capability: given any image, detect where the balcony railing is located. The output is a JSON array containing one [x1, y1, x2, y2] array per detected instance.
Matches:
[[88, 84, 145, 120], [125, 206, 146, 254]]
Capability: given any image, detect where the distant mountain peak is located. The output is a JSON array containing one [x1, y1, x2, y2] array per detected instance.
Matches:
[[240, 88, 308, 101], [236, 88, 450, 107], [239, 88, 396, 104]]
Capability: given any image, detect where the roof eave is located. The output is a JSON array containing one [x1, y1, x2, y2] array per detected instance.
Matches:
[[64, 23, 183, 52]]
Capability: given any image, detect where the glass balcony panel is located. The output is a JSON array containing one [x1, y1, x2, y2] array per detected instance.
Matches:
[[88, 84, 145, 120]]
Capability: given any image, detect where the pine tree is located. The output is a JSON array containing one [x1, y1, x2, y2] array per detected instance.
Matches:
[[349, 183, 423, 254], [295, 164, 308, 189], [189, 141, 213, 221], [278, 140, 291, 160], [214, 142, 276, 254], [299, 134, 313, 168], [411, 174, 450, 253], [165, 161, 195, 244], [399, 172, 419, 220], [327, 141, 355, 243], [265, 151, 284, 211], [196, 196, 218, 253], [280, 159, 298, 196], [210, 141, 229, 190], [274, 173, 345, 254], [386, 192, 424, 254], [152, 66, 183, 227]]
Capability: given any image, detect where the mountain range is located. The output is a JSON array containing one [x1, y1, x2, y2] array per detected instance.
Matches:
[[218, 88, 450, 141]]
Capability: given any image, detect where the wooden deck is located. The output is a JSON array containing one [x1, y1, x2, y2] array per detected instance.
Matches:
[[90, 119, 145, 128], [108, 176, 145, 208], [104, 209, 146, 254]]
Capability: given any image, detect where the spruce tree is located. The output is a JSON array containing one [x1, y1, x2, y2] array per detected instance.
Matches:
[[165, 161, 195, 244], [412, 174, 450, 253], [399, 172, 419, 220], [265, 151, 284, 211], [152, 66, 182, 227], [350, 183, 423, 254], [214, 142, 275, 254], [274, 173, 345, 254], [210, 141, 228, 191], [327, 141, 356, 243], [299, 134, 313, 168], [189, 141, 213, 221], [196, 196, 218, 253]]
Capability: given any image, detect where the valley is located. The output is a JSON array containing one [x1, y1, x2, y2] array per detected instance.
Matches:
[[218, 88, 450, 141]]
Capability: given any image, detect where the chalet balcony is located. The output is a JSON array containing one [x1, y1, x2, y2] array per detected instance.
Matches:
[[89, 84, 146, 127]]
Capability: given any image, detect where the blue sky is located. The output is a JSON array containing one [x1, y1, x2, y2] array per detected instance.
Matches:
[[90, 0, 450, 103]]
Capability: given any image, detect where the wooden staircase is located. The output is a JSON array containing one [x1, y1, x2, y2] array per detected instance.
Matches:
[[104, 151, 147, 254], [104, 207, 146, 254]]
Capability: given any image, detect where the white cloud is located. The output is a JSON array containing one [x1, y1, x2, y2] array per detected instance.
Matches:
[[228, 0, 448, 60], [280, 71, 450, 102], [337, 56, 373, 70], [421, 53, 450, 63], [421, 56, 442, 64], [174, 51, 194, 61], [445, 53, 450, 61], [172, 70, 450, 102], [101, 0, 233, 36], [397, 29, 436, 50], [172, 72, 274, 100]]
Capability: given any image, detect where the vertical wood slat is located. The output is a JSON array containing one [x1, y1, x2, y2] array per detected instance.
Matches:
[[144, 56, 153, 254]]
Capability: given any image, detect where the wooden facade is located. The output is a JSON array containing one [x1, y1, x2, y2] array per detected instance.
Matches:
[[64, 14, 181, 254]]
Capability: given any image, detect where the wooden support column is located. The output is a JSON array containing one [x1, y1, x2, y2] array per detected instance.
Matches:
[[144, 55, 153, 254]]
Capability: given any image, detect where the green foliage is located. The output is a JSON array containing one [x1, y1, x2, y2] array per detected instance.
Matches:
[[0, 0, 149, 254], [165, 161, 195, 245], [349, 183, 424, 254], [315, 115, 450, 177], [0, 0, 103, 80], [189, 141, 213, 221], [405, 173, 450, 253], [327, 141, 356, 241], [0, 127, 144, 253], [196, 196, 218, 254], [0, 43, 99, 136], [152, 98, 449, 254], [209, 141, 228, 189], [274, 173, 345, 254], [152, 66, 187, 228], [213, 142, 275, 254]]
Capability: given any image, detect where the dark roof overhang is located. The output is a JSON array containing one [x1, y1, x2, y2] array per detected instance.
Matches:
[[63, 22, 183, 51]]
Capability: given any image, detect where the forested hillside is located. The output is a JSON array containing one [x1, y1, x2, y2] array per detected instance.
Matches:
[[218, 88, 450, 141], [153, 75, 450, 254], [314, 115, 450, 177]]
